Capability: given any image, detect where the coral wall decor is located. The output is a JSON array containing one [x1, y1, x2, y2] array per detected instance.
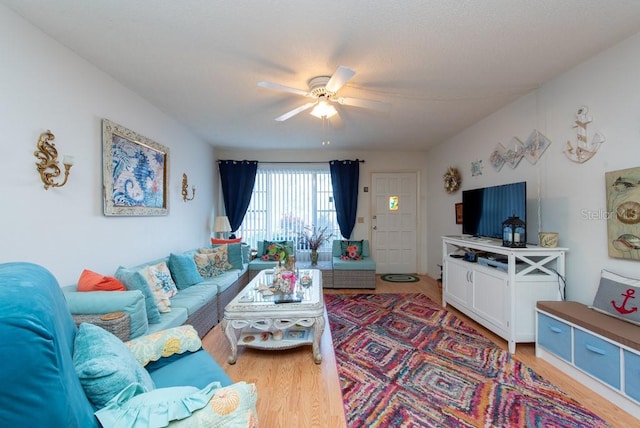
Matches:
[[564, 106, 605, 163]]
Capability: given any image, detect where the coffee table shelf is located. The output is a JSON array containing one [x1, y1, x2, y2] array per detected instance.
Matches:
[[222, 269, 325, 364]]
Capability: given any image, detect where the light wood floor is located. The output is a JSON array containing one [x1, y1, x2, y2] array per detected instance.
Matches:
[[202, 275, 639, 428]]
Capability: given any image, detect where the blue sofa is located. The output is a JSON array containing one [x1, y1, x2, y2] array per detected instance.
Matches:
[[0, 262, 257, 427], [63, 244, 250, 340], [332, 239, 377, 289]]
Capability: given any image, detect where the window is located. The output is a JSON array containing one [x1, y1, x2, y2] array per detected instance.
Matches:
[[236, 164, 340, 261]]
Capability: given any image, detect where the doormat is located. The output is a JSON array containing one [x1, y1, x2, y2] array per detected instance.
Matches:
[[381, 274, 420, 283]]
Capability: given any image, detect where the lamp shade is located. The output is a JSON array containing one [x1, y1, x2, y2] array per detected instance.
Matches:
[[213, 216, 232, 233], [310, 100, 337, 119]]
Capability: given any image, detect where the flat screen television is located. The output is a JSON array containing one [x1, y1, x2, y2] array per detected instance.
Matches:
[[462, 181, 527, 240]]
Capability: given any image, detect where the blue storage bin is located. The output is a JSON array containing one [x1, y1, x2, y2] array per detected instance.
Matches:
[[537, 312, 572, 362], [575, 329, 620, 389], [624, 350, 640, 403]]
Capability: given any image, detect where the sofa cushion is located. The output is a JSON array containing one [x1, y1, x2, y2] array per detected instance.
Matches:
[[73, 323, 155, 408], [125, 325, 202, 367], [332, 257, 377, 271], [241, 242, 251, 264], [64, 287, 149, 339], [168, 284, 213, 316], [149, 349, 232, 389], [115, 267, 161, 324], [168, 252, 203, 289], [590, 269, 640, 325], [78, 269, 126, 292], [147, 307, 189, 335]]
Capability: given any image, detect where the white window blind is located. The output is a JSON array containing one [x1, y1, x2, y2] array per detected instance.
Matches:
[[236, 164, 339, 262]]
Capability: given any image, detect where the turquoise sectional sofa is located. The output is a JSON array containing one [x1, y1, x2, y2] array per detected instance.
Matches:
[[64, 244, 250, 340], [0, 262, 257, 427]]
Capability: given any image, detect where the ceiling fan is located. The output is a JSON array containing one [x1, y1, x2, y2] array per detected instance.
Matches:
[[258, 66, 391, 122]]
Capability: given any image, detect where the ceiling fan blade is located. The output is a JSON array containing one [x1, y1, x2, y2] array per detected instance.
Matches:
[[274, 102, 316, 121], [333, 96, 391, 112], [258, 81, 310, 97], [325, 66, 356, 94]]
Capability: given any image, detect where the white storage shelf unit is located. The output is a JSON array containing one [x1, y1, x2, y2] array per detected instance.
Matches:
[[536, 301, 640, 419], [442, 235, 567, 353]]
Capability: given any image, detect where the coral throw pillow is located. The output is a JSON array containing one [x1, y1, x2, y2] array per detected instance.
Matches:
[[211, 237, 242, 244], [78, 269, 126, 292]]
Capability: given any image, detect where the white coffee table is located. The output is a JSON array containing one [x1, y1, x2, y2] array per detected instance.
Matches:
[[221, 268, 325, 364]]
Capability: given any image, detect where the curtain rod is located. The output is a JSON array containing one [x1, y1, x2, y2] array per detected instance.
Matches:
[[255, 160, 365, 164]]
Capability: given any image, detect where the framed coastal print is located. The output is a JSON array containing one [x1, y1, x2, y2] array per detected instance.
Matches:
[[606, 166, 640, 260], [102, 119, 169, 216]]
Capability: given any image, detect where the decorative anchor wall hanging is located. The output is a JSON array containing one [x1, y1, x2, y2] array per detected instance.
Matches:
[[564, 106, 605, 163]]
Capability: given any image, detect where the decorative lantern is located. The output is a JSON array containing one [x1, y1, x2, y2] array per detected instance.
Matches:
[[502, 216, 526, 248]]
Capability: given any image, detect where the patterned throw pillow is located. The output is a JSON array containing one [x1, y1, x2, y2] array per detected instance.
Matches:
[[140, 263, 176, 313], [590, 269, 640, 326], [125, 325, 202, 367], [198, 246, 233, 271], [340, 240, 363, 260], [193, 253, 225, 278], [261, 240, 288, 261], [142, 262, 178, 298]]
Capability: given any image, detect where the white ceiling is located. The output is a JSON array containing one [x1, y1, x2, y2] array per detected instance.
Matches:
[[4, 1, 640, 151]]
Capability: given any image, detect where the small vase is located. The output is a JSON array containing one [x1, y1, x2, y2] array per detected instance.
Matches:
[[310, 250, 319, 266]]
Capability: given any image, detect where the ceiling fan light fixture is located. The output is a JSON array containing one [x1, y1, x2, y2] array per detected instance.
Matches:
[[310, 99, 337, 119]]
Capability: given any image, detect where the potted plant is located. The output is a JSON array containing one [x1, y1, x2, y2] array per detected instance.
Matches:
[[298, 225, 333, 266]]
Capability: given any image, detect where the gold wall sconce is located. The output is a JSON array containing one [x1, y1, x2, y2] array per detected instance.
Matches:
[[34, 130, 74, 189], [181, 173, 196, 202]]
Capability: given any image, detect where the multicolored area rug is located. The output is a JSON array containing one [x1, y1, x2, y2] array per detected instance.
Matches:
[[325, 293, 610, 428]]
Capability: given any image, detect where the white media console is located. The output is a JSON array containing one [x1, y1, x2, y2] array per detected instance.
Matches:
[[442, 235, 567, 353]]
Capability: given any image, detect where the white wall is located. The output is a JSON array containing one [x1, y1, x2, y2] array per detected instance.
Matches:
[[426, 31, 640, 304], [216, 149, 430, 273], [0, 6, 218, 285]]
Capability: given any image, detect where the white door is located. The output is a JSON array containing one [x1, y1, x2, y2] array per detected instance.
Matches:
[[371, 172, 418, 273]]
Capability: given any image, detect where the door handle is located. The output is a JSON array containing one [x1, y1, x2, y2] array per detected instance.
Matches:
[[373, 226, 377, 230]]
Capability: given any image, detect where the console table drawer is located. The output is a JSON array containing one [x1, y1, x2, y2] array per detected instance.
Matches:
[[537, 313, 572, 362], [625, 350, 640, 402], [575, 329, 620, 389]]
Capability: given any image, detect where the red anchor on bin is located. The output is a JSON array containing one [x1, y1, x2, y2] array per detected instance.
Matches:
[[612, 288, 638, 315]]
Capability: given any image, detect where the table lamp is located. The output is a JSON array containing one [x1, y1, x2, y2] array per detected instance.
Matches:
[[213, 216, 232, 239]]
